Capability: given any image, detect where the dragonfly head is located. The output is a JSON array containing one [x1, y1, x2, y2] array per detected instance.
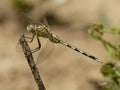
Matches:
[[27, 24, 35, 32]]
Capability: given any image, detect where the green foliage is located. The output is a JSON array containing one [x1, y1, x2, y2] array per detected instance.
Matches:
[[88, 24, 120, 90], [12, 0, 34, 13]]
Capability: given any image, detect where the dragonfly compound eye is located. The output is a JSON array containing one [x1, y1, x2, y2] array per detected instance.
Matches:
[[27, 24, 35, 32]]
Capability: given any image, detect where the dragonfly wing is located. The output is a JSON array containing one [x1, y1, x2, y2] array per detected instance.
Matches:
[[17, 12, 43, 27], [35, 40, 54, 65], [42, 18, 50, 27], [40, 17, 53, 32]]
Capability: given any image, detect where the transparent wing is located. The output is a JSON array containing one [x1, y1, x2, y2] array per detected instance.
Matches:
[[17, 12, 42, 28], [42, 18, 50, 28], [35, 17, 53, 64], [17, 12, 51, 27], [35, 39, 54, 65]]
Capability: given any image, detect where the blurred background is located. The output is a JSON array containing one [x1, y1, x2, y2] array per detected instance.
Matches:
[[0, 0, 120, 90]]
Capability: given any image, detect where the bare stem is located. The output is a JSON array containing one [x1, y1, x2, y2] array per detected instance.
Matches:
[[19, 34, 46, 90]]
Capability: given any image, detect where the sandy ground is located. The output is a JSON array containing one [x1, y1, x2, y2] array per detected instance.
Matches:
[[0, 0, 120, 90]]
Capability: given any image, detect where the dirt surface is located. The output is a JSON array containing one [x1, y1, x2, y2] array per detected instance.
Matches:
[[0, 0, 119, 90]]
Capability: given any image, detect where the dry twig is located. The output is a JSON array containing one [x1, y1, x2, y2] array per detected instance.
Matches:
[[19, 34, 46, 90]]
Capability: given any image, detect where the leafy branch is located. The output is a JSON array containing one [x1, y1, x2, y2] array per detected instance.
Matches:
[[88, 24, 120, 90]]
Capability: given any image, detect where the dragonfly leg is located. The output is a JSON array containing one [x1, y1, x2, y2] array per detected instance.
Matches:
[[31, 36, 41, 53], [24, 34, 35, 43]]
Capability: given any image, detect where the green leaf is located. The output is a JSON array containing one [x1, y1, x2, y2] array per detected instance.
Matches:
[[101, 63, 114, 76]]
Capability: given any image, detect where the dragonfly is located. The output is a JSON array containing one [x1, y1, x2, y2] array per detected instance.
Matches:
[[25, 24, 103, 64], [19, 13, 103, 64]]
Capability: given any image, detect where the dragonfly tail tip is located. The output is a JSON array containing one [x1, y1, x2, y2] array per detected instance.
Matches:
[[96, 59, 103, 64]]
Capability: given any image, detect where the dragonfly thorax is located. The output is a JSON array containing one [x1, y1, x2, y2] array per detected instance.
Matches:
[[27, 24, 61, 43], [27, 24, 49, 35]]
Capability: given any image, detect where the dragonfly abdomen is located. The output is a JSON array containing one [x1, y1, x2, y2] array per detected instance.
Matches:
[[49, 33, 61, 43], [60, 40, 103, 63]]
